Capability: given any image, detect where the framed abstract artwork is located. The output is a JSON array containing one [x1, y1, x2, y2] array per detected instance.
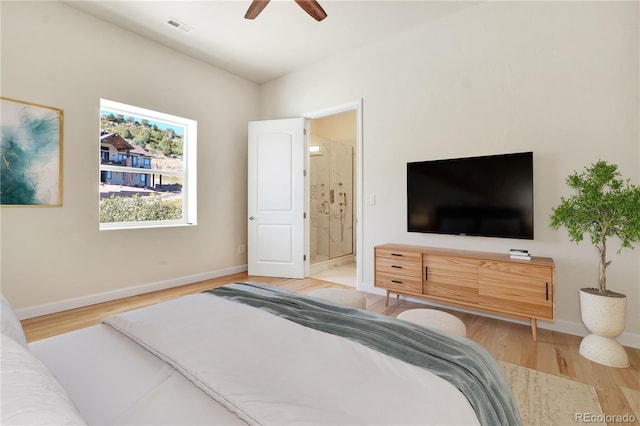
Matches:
[[0, 97, 63, 206]]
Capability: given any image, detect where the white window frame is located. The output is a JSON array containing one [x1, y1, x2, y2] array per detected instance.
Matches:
[[99, 99, 197, 230]]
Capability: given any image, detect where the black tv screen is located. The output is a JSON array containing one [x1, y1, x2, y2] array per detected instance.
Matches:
[[407, 152, 533, 239]]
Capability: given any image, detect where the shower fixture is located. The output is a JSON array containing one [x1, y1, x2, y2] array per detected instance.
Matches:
[[338, 191, 347, 242]]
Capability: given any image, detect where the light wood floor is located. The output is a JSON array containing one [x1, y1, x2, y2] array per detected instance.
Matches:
[[21, 272, 640, 425]]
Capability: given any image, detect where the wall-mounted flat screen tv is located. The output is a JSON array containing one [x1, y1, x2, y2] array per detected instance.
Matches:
[[407, 151, 533, 239]]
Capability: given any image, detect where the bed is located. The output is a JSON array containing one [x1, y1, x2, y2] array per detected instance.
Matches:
[[1, 282, 522, 425]]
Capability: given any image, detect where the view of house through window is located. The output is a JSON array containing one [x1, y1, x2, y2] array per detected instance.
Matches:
[[99, 99, 197, 229]]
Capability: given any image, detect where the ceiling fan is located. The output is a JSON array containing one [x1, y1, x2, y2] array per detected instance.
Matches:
[[244, 0, 327, 22]]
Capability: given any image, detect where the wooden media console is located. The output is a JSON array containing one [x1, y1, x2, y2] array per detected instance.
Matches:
[[374, 243, 555, 340]]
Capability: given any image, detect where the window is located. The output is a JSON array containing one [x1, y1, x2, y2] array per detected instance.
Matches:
[[99, 99, 197, 230]]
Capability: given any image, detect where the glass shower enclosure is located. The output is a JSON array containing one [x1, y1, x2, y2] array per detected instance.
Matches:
[[309, 136, 354, 264]]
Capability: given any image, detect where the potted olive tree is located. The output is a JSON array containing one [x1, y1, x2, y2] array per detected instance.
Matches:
[[550, 160, 640, 368]]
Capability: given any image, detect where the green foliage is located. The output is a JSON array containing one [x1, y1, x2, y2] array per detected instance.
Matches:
[[550, 160, 640, 293], [101, 115, 183, 158], [100, 194, 182, 223], [133, 130, 151, 147]]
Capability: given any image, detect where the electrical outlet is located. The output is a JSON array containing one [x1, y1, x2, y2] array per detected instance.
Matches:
[[237, 244, 246, 254]]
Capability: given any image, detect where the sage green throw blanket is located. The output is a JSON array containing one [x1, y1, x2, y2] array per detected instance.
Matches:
[[207, 282, 522, 426]]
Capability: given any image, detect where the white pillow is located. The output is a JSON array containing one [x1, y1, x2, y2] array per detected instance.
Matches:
[[1, 334, 87, 425], [1, 294, 27, 348]]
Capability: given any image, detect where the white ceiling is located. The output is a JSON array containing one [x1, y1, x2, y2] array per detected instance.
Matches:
[[64, 1, 477, 84]]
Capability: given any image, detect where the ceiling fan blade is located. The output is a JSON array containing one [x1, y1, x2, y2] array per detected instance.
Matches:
[[245, 0, 270, 19], [294, 0, 327, 21]]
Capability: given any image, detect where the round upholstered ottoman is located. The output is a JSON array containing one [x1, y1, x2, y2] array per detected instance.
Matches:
[[308, 288, 367, 310], [397, 309, 467, 337]]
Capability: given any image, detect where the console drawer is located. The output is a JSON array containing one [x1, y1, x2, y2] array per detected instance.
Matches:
[[375, 247, 422, 262], [375, 272, 422, 294], [376, 256, 422, 278]]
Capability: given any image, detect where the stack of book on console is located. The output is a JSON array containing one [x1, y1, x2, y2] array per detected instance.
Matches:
[[509, 249, 531, 260]]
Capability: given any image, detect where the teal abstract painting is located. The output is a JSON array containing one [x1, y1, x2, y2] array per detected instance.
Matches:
[[1, 98, 63, 206]]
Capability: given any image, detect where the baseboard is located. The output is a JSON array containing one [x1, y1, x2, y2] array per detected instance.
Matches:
[[368, 287, 640, 349], [540, 318, 640, 350], [16, 264, 248, 320]]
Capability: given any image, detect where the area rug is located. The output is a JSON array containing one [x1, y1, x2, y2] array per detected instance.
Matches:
[[621, 387, 640, 419], [499, 361, 605, 426]]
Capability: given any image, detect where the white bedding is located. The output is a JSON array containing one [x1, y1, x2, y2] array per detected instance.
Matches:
[[2, 335, 86, 425], [102, 293, 480, 425], [29, 324, 246, 425], [25, 289, 486, 425]]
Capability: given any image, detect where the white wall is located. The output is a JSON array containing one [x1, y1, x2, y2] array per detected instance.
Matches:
[[0, 1, 259, 312], [261, 1, 640, 338]]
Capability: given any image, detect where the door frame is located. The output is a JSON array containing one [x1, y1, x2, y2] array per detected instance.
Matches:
[[301, 99, 363, 290]]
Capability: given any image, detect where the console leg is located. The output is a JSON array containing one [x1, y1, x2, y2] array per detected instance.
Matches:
[[385, 290, 390, 307], [530, 318, 538, 341]]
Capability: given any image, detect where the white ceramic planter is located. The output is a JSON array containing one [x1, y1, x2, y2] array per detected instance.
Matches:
[[579, 289, 629, 368]]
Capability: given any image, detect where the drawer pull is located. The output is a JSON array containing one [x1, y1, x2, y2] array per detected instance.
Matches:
[[425, 267, 428, 280], [391, 253, 403, 257], [391, 265, 403, 269], [546, 282, 549, 301], [391, 280, 403, 284]]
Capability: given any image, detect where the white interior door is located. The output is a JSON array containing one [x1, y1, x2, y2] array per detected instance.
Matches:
[[247, 118, 306, 278]]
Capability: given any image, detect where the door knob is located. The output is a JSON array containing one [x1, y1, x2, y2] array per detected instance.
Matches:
[[249, 216, 255, 220]]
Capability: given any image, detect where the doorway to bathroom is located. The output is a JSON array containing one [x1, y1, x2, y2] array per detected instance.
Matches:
[[307, 109, 358, 288]]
